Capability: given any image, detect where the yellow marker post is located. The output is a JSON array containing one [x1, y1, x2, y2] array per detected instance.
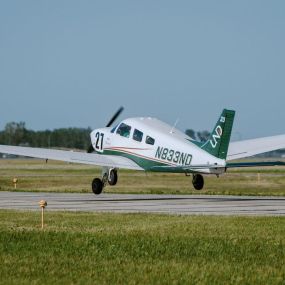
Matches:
[[39, 200, 47, 229], [12, 177, 18, 189]]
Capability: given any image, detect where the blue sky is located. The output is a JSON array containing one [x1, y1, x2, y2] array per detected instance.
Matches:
[[0, 1, 284, 140]]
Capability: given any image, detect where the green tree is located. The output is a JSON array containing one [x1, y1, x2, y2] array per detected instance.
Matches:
[[3, 122, 27, 145], [185, 129, 196, 140], [197, 131, 211, 143]]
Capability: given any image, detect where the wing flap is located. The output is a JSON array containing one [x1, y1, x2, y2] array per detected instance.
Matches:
[[0, 145, 143, 170]]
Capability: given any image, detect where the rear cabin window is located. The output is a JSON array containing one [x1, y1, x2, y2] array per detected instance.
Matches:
[[146, 136, 155, 145], [133, 129, 143, 142], [116, 123, 131, 138]]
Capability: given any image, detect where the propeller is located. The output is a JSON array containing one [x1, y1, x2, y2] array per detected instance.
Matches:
[[87, 106, 124, 153], [106, 106, 124, 127]]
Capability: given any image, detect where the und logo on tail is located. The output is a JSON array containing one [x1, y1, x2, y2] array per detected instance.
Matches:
[[202, 110, 235, 159]]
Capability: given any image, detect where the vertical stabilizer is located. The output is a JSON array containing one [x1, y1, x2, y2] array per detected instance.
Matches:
[[201, 109, 235, 160]]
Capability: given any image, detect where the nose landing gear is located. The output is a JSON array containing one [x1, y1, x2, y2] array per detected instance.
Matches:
[[91, 168, 118, 195]]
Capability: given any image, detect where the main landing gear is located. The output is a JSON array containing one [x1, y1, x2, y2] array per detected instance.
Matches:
[[91, 168, 118, 195], [192, 174, 204, 190], [92, 169, 205, 194]]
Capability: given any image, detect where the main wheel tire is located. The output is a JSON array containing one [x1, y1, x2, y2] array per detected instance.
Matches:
[[108, 170, 118, 186], [92, 178, 103, 195], [192, 174, 204, 190]]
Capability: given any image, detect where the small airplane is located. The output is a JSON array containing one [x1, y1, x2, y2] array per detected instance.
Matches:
[[1, 107, 285, 195]]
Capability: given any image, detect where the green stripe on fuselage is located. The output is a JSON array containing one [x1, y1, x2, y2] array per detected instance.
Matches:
[[103, 149, 169, 171]]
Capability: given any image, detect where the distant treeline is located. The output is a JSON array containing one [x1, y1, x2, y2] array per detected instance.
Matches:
[[0, 122, 92, 150], [0, 122, 210, 151]]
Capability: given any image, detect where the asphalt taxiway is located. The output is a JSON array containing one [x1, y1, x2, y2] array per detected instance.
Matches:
[[0, 191, 285, 216]]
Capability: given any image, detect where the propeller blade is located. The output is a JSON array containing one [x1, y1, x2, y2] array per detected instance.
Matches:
[[106, 106, 124, 127], [87, 144, 94, 153]]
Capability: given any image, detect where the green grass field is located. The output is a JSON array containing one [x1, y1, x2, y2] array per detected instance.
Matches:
[[1, 160, 285, 284], [1, 159, 285, 196], [0, 211, 284, 284]]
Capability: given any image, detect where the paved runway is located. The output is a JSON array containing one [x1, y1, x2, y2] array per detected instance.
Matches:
[[0, 191, 285, 216]]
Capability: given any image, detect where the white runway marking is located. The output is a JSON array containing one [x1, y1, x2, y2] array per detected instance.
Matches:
[[0, 191, 285, 216]]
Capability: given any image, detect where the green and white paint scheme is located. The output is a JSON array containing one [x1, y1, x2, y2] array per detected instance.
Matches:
[[1, 108, 285, 194], [92, 109, 234, 174]]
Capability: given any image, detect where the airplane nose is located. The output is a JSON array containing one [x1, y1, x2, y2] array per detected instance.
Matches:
[[90, 130, 98, 141]]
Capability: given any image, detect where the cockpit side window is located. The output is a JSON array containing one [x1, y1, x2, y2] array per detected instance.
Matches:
[[133, 129, 143, 142], [146, 136, 155, 145], [116, 123, 131, 138]]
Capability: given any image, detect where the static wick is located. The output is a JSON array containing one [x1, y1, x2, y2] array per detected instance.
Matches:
[[39, 200, 47, 229], [12, 177, 18, 189]]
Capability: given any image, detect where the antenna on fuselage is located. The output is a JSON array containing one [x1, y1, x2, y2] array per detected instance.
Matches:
[[170, 118, 179, 134]]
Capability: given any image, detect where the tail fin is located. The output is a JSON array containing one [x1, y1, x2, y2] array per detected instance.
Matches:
[[201, 109, 235, 160]]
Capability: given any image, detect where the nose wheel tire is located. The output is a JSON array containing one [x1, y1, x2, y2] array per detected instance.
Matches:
[[108, 169, 118, 186], [92, 178, 103, 195], [192, 174, 204, 190]]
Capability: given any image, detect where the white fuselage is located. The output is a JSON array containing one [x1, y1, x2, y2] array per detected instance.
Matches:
[[90, 117, 226, 174]]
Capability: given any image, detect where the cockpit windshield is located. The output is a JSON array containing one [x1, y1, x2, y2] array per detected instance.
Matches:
[[111, 125, 118, 133]]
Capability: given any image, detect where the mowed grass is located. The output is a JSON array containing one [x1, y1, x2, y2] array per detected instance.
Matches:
[[1, 159, 285, 196], [0, 211, 284, 285]]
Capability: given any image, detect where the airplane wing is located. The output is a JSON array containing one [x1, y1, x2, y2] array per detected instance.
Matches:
[[227, 134, 285, 161], [0, 145, 143, 171]]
